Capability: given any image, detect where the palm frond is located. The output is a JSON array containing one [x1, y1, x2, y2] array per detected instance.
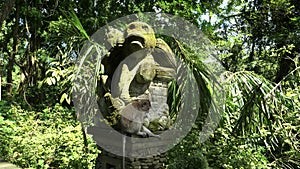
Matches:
[[169, 39, 224, 136], [62, 10, 90, 40], [223, 71, 277, 135], [223, 69, 300, 168]]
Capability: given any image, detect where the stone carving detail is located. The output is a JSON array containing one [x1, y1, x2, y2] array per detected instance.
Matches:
[[99, 21, 176, 136]]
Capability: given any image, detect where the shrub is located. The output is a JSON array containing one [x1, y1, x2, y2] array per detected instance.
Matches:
[[0, 102, 99, 169]]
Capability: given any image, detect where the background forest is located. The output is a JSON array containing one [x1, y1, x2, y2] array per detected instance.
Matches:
[[0, 0, 299, 168]]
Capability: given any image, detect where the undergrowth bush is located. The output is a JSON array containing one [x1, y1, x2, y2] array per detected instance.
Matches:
[[0, 101, 99, 169], [166, 77, 300, 169], [166, 126, 270, 169]]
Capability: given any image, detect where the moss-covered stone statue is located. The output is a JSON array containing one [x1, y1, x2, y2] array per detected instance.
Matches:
[[98, 21, 176, 136]]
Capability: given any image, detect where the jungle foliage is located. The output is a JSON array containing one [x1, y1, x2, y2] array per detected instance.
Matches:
[[0, 0, 299, 168]]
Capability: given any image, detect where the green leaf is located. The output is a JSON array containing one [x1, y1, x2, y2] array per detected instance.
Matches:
[[60, 93, 68, 103], [46, 78, 52, 85]]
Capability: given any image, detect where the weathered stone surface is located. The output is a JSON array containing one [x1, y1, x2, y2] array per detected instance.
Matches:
[[124, 22, 156, 49], [100, 21, 177, 133], [96, 21, 178, 168], [105, 27, 124, 49], [154, 38, 177, 69], [96, 147, 167, 169]]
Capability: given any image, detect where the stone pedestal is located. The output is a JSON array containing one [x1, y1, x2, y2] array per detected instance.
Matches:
[[88, 125, 179, 169], [95, 149, 166, 169]]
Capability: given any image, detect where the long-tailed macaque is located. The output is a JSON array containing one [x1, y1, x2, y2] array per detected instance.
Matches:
[[120, 99, 160, 138]]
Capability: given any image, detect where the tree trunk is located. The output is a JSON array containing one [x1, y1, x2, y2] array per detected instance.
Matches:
[[274, 56, 293, 83], [0, 0, 16, 27], [0, 72, 2, 101], [6, 0, 19, 96]]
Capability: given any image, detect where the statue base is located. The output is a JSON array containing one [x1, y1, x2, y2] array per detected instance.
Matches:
[[88, 125, 178, 169], [95, 147, 166, 169]]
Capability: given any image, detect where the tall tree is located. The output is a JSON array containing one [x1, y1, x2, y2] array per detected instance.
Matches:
[[6, 0, 19, 96], [215, 0, 300, 82]]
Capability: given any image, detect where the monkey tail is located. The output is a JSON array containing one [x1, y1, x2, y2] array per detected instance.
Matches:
[[122, 135, 126, 169]]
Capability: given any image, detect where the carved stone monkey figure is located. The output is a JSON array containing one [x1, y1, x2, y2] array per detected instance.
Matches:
[[98, 21, 176, 137]]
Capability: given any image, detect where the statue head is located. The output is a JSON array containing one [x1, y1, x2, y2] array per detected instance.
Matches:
[[124, 22, 156, 49]]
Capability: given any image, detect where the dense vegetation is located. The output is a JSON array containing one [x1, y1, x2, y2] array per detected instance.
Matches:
[[0, 0, 299, 168]]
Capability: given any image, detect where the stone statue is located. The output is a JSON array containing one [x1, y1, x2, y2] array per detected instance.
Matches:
[[98, 21, 176, 137]]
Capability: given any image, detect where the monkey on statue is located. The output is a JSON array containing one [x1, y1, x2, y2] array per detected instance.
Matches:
[[120, 99, 160, 138]]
